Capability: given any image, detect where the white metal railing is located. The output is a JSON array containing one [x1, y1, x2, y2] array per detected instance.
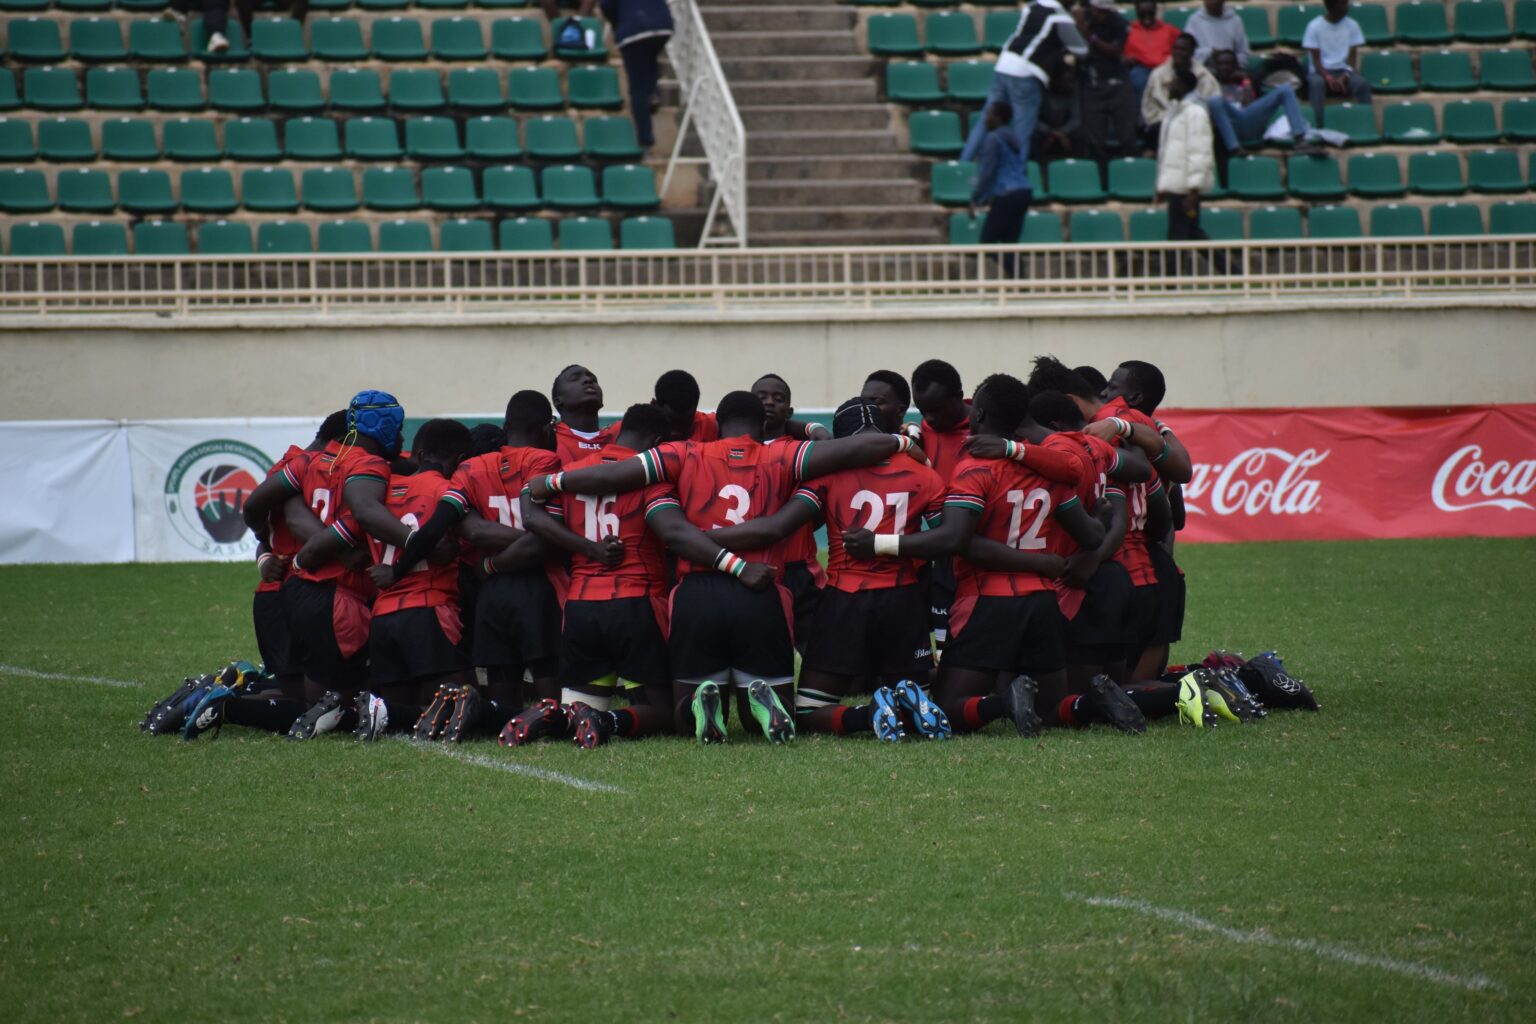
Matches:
[[661, 0, 748, 248], [0, 237, 1531, 315]]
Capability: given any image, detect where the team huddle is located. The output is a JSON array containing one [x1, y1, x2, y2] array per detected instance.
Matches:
[[140, 357, 1320, 748]]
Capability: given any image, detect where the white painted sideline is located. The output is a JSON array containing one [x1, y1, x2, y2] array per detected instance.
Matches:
[[402, 739, 628, 796], [0, 663, 142, 689], [1066, 892, 1501, 994]]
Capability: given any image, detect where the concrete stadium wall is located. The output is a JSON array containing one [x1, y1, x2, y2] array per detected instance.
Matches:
[[2, 297, 1533, 420]]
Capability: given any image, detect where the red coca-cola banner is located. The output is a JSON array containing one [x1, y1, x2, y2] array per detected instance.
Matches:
[[1158, 404, 1536, 543]]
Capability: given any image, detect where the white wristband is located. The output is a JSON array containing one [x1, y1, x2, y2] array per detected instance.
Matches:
[[873, 534, 901, 557]]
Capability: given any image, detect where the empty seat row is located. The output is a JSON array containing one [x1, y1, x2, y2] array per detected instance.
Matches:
[[0, 162, 661, 213], [0, 64, 621, 113], [2, 0, 545, 10], [1, 15, 606, 62], [946, 201, 1536, 245], [0, 113, 644, 162], [4, 215, 678, 255]]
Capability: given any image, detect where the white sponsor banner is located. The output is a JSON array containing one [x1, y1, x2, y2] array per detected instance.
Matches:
[[0, 420, 134, 565]]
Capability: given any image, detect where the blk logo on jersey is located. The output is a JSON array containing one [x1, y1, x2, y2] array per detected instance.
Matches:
[[164, 439, 272, 556]]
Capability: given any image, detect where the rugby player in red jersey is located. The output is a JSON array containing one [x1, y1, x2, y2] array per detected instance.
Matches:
[[861, 370, 912, 434], [552, 364, 619, 463], [911, 359, 973, 653], [653, 369, 719, 442], [753, 372, 828, 653]]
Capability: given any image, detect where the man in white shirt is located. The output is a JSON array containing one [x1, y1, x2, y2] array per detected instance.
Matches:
[[960, 0, 1088, 163], [1302, 0, 1371, 124]]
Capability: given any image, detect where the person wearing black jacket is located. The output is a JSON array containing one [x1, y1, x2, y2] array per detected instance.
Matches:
[[600, 0, 675, 149]]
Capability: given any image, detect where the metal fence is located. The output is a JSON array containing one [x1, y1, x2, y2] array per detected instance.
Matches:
[[661, 0, 748, 247], [0, 236, 1531, 315]]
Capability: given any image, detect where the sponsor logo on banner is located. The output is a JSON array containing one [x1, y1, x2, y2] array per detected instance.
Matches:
[[1184, 447, 1328, 517], [1431, 445, 1536, 513], [164, 439, 271, 556]]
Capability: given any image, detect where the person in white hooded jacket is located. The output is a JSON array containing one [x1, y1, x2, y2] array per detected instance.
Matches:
[[1155, 67, 1216, 242]]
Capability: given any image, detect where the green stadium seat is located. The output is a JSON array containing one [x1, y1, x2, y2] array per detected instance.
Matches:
[[1127, 208, 1168, 242], [930, 160, 974, 206], [1047, 158, 1105, 203], [317, 220, 373, 253], [267, 69, 324, 112], [559, 216, 612, 250], [1443, 100, 1499, 143], [1454, 0, 1511, 41], [466, 115, 522, 159], [568, 65, 622, 109], [1163, 6, 1196, 31], [0, 118, 37, 161], [1068, 209, 1122, 243], [1202, 207, 1244, 241], [500, 216, 554, 250], [251, 17, 308, 61], [1406, 151, 1466, 195], [909, 110, 963, 155], [525, 114, 581, 159], [1288, 154, 1346, 199], [129, 20, 187, 62], [358, 0, 408, 10], [1107, 157, 1156, 201], [1480, 49, 1536, 90], [0, 72, 19, 112], [620, 215, 675, 249], [25, 67, 84, 111], [38, 117, 95, 161], [301, 166, 360, 211], [543, 164, 600, 208], [1276, 4, 1324, 47], [1228, 155, 1286, 200], [583, 116, 641, 159], [440, 217, 494, 251], [1352, 3, 1392, 45], [73, 220, 129, 255], [491, 18, 547, 59], [259, 220, 312, 254], [983, 10, 1018, 50], [388, 69, 446, 111], [1, 0, 50, 9], [84, 67, 143, 111], [102, 118, 158, 160], [241, 166, 299, 211], [163, 117, 219, 161], [147, 68, 204, 111], [925, 12, 982, 55], [378, 219, 434, 252], [209, 68, 264, 112], [190, 19, 249, 62], [602, 164, 659, 208], [448, 68, 505, 111], [1395, 1, 1452, 44], [1428, 202, 1483, 235], [508, 67, 564, 109], [1322, 102, 1380, 145], [119, 167, 176, 214], [363, 166, 420, 210], [344, 116, 401, 159], [1518, 0, 1536, 38], [311, 18, 367, 60], [373, 17, 429, 60], [0, 169, 52, 212], [1237, 5, 1275, 48], [868, 14, 923, 56], [484, 164, 540, 209], [198, 219, 254, 255], [1370, 203, 1425, 236], [1382, 102, 1440, 144], [1020, 209, 1063, 243], [329, 69, 386, 111], [61, 0, 113, 8], [180, 167, 238, 213], [553, 17, 606, 60], [10, 221, 66, 256], [11, 18, 66, 62], [1360, 51, 1416, 93], [432, 16, 486, 59], [58, 167, 115, 211], [285, 116, 342, 160], [225, 117, 280, 160], [1488, 201, 1536, 234], [887, 62, 944, 104], [1308, 204, 1362, 237], [948, 211, 981, 244], [945, 60, 993, 103], [1503, 97, 1536, 141], [405, 116, 463, 159], [1466, 148, 1525, 193], [1249, 205, 1304, 239], [70, 18, 126, 62], [1420, 50, 1476, 92], [1346, 152, 1405, 196], [134, 220, 190, 255]]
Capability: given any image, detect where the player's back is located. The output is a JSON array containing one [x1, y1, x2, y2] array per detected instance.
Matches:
[[371, 470, 458, 615], [292, 440, 386, 591], [663, 437, 805, 569], [1092, 400, 1159, 585], [949, 455, 1078, 598], [809, 459, 946, 592], [259, 445, 313, 593], [448, 445, 562, 530], [558, 446, 671, 600]]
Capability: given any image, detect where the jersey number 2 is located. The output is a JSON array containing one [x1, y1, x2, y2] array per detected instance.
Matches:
[[850, 490, 910, 534]]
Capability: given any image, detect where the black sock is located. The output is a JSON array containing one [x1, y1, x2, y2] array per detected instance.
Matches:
[[482, 698, 518, 734], [611, 708, 638, 738], [385, 702, 425, 732], [837, 704, 874, 735], [225, 694, 305, 733], [1124, 684, 1179, 720], [975, 694, 1004, 723]]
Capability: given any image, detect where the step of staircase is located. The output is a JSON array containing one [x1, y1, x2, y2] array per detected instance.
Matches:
[[700, 5, 856, 33], [748, 154, 928, 181], [709, 30, 861, 57], [738, 104, 894, 133], [720, 55, 882, 82], [728, 78, 879, 106], [751, 204, 947, 234], [749, 178, 929, 207]]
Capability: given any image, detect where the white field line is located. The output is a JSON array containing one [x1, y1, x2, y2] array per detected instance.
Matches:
[[398, 738, 628, 795], [1066, 892, 1501, 994], [0, 663, 142, 689]]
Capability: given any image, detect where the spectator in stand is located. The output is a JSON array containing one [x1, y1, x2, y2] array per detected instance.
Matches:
[[961, 0, 1088, 164], [1074, 0, 1138, 166], [1206, 49, 1319, 168], [970, 100, 1034, 274], [544, 0, 599, 52], [164, 0, 247, 54], [1142, 33, 1219, 134], [233, 0, 308, 42], [599, 0, 674, 149], [1124, 0, 1182, 105], [1156, 68, 1216, 242], [1303, 0, 1371, 124], [1032, 66, 1083, 161], [1185, 0, 1251, 68]]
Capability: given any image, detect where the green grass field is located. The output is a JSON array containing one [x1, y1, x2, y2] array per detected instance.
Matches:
[[2, 538, 1533, 1023]]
